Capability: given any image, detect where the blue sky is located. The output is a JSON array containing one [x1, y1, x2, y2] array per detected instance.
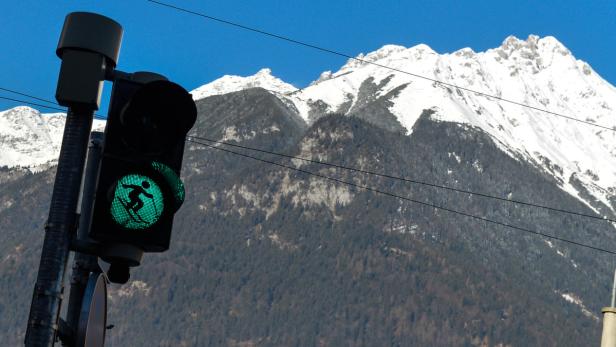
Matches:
[[2, 0, 615, 117]]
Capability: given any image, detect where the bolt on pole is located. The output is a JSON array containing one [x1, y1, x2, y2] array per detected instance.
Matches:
[[25, 13, 122, 347]]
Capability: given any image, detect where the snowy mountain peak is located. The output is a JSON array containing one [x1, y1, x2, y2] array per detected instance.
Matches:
[[500, 35, 524, 49], [497, 35, 571, 61], [406, 43, 437, 54], [4, 34, 616, 219], [452, 47, 476, 58], [191, 68, 298, 100], [254, 67, 274, 77], [276, 35, 616, 217], [339, 44, 437, 73], [0, 106, 105, 170], [310, 70, 334, 86], [5, 106, 39, 118], [364, 44, 408, 61]]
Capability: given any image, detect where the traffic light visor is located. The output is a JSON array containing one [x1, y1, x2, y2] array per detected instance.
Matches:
[[119, 80, 197, 154]]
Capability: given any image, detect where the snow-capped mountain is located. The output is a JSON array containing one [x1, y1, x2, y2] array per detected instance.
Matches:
[[0, 106, 105, 170], [190, 68, 297, 100], [192, 35, 616, 217], [3, 34, 616, 216], [4, 35, 616, 345]]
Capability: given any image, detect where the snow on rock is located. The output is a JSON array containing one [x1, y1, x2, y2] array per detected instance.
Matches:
[[268, 232, 298, 251], [559, 292, 599, 321], [112, 280, 151, 299], [190, 68, 297, 100], [0, 106, 105, 170]]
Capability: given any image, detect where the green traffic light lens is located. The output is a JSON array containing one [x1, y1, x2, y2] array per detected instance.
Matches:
[[110, 174, 164, 230], [152, 161, 185, 209]]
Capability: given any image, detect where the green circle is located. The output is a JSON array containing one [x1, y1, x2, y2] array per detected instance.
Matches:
[[110, 174, 164, 230]]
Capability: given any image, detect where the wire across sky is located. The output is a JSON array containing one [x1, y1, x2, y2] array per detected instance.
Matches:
[[146, 0, 616, 133], [186, 137, 616, 255], [0, 87, 106, 120], [187, 134, 616, 223]]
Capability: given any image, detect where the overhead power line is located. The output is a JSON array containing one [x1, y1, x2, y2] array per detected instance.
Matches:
[[0, 87, 59, 106], [0, 87, 106, 119], [186, 137, 616, 256], [146, 0, 616, 132], [0, 95, 66, 113], [187, 135, 616, 223]]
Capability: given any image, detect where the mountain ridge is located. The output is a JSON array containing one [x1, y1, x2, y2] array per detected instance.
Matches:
[[2, 34, 616, 223], [0, 78, 612, 345], [187, 34, 616, 219]]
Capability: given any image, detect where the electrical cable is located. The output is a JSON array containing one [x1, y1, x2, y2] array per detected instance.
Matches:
[[0, 90, 107, 119], [186, 137, 616, 256], [0, 87, 59, 106], [0, 95, 66, 113], [187, 135, 616, 223], [146, 0, 616, 132]]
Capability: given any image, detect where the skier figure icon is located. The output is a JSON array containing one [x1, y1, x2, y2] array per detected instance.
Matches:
[[120, 180, 155, 224]]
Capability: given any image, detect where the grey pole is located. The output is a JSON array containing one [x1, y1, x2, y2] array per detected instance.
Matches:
[[611, 268, 616, 308], [25, 106, 96, 347], [25, 13, 121, 347], [601, 269, 616, 347], [64, 132, 105, 346]]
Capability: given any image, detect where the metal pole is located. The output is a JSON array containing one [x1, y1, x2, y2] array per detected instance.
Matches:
[[25, 12, 122, 347], [25, 107, 95, 346], [611, 268, 616, 308], [64, 132, 105, 346], [601, 269, 616, 347]]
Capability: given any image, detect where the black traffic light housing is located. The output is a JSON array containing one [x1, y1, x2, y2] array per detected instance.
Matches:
[[89, 73, 196, 278]]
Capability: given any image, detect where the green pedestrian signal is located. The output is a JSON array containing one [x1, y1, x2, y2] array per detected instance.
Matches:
[[88, 75, 196, 282], [110, 174, 164, 230]]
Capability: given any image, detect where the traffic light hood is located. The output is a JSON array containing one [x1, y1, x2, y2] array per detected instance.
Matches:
[[119, 80, 197, 155]]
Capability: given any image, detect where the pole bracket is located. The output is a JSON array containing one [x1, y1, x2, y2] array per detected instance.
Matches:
[[34, 284, 64, 300], [44, 215, 80, 234], [70, 239, 100, 255]]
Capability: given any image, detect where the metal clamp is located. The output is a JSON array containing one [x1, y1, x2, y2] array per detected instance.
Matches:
[[28, 319, 58, 331], [34, 285, 64, 300], [44, 215, 80, 233]]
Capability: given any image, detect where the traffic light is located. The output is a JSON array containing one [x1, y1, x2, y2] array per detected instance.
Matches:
[[89, 74, 197, 281]]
